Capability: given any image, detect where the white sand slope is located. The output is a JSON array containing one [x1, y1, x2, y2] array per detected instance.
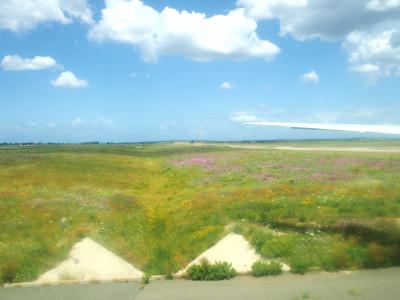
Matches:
[[37, 238, 143, 283], [176, 233, 261, 276]]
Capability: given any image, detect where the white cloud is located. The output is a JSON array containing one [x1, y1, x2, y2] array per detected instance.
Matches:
[[299, 70, 319, 83], [1, 55, 58, 71], [230, 113, 260, 122], [89, 0, 280, 63], [344, 29, 400, 77], [0, 0, 93, 32], [51, 71, 88, 88], [238, 0, 400, 40], [350, 63, 382, 83], [237, 0, 400, 79], [220, 82, 234, 90], [391, 30, 400, 47], [60, 0, 93, 24], [350, 63, 381, 74], [237, 0, 307, 21], [367, 0, 400, 11]]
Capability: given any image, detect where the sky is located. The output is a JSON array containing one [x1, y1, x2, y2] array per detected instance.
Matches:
[[1, 0, 400, 143]]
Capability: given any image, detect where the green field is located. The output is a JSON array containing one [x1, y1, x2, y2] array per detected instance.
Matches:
[[1, 142, 400, 284]]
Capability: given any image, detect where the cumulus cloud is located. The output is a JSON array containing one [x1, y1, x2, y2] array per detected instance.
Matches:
[[299, 70, 319, 83], [89, 0, 280, 63], [391, 30, 400, 47], [350, 63, 382, 82], [237, 0, 400, 79], [367, 0, 400, 11], [220, 82, 234, 90], [238, 0, 400, 40], [1, 55, 58, 71], [237, 0, 307, 21], [344, 29, 400, 77], [51, 71, 88, 88], [0, 0, 92, 32]]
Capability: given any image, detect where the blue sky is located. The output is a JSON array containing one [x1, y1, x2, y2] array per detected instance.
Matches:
[[1, 0, 400, 143]]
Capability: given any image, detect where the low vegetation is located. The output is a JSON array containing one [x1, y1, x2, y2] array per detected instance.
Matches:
[[1, 141, 400, 283], [251, 261, 282, 277], [187, 259, 236, 281]]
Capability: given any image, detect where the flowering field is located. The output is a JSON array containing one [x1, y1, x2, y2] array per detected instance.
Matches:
[[1, 142, 399, 283]]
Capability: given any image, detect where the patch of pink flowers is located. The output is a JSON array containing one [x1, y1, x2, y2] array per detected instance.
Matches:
[[169, 155, 221, 171]]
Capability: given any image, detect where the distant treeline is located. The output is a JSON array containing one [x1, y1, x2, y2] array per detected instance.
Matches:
[[1, 137, 399, 146]]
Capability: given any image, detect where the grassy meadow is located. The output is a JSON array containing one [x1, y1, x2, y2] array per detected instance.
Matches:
[[1, 142, 400, 284]]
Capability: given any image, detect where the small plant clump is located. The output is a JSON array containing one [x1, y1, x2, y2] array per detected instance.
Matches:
[[289, 256, 312, 274], [0, 261, 18, 284], [251, 261, 283, 277], [187, 259, 236, 281], [141, 273, 150, 285]]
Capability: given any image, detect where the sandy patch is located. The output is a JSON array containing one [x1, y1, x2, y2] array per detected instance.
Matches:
[[36, 238, 143, 283], [176, 233, 261, 276]]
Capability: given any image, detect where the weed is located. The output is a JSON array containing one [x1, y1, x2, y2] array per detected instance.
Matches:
[[141, 273, 150, 285], [251, 261, 282, 277], [1, 260, 18, 284], [187, 259, 235, 281], [289, 256, 311, 274]]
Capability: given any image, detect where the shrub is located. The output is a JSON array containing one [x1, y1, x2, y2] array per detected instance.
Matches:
[[187, 259, 235, 281], [331, 243, 351, 269], [346, 244, 368, 269], [251, 261, 282, 277], [1, 260, 18, 284], [260, 235, 296, 258], [365, 243, 389, 268], [289, 256, 311, 274]]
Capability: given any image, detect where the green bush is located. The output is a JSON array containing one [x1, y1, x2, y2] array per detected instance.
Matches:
[[365, 242, 392, 268], [1, 260, 18, 284], [346, 244, 368, 269], [251, 261, 282, 277], [289, 256, 311, 274], [187, 259, 236, 281], [331, 243, 351, 269]]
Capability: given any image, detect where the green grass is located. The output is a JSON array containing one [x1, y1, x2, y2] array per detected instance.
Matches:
[[1, 142, 400, 283]]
